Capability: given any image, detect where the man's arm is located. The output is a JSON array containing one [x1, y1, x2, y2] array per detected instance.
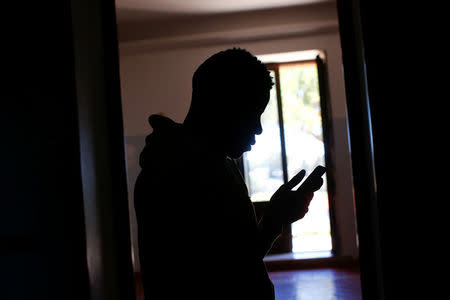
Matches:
[[255, 215, 284, 260]]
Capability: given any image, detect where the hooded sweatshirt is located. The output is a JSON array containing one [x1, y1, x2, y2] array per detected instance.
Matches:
[[134, 115, 278, 300]]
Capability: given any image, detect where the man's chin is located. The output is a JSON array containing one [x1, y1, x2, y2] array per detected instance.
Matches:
[[227, 152, 243, 159], [226, 145, 251, 159]]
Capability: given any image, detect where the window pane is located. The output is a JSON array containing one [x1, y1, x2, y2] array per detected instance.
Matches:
[[279, 62, 332, 252], [244, 70, 283, 202]]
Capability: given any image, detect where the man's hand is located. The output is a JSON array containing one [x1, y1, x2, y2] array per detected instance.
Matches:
[[265, 169, 324, 227]]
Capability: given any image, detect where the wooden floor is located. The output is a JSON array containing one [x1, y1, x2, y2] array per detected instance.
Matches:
[[135, 267, 362, 300], [269, 268, 362, 300]]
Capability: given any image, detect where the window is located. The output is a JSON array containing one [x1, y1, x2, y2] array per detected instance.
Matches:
[[239, 54, 335, 255]]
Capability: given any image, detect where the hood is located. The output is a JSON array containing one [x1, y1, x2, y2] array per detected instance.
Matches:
[[139, 114, 183, 169]]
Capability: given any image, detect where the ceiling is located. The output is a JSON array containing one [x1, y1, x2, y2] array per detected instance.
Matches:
[[116, 0, 332, 22]]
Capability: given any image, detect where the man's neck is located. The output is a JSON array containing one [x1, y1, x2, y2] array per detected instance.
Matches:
[[182, 117, 226, 158]]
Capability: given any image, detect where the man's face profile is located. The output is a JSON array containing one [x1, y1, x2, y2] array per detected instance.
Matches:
[[220, 88, 270, 159]]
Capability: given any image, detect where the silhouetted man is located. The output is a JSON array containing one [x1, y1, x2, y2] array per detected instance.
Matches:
[[134, 48, 324, 300]]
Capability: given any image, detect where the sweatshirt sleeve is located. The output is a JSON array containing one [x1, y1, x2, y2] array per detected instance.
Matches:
[[255, 215, 283, 259], [225, 158, 283, 260]]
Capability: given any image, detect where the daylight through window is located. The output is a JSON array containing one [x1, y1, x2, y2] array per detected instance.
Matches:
[[243, 57, 332, 253]]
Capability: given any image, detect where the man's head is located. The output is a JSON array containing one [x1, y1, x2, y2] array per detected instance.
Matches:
[[185, 48, 274, 158]]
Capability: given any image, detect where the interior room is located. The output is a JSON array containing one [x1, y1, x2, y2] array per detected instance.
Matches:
[[4, 0, 428, 299], [115, 0, 361, 299]]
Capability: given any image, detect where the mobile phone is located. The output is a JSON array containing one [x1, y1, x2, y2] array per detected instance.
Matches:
[[302, 165, 326, 187]]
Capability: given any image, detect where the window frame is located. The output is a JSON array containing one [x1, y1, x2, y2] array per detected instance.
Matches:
[[237, 55, 340, 255]]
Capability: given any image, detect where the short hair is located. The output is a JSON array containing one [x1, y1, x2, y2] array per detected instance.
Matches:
[[191, 48, 274, 106]]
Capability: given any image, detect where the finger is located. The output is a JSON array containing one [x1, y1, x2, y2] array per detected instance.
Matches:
[[284, 170, 306, 190], [302, 193, 314, 214], [306, 192, 314, 204], [309, 178, 323, 191], [297, 177, 323, 193]]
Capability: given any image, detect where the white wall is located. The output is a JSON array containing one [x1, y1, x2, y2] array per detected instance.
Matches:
[[118, 3, 358, 270]]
